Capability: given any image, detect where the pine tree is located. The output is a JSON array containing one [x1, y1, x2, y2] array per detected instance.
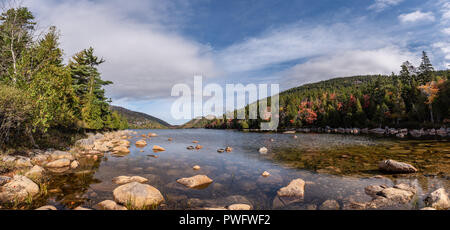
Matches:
[[69, 47, 112, 129]]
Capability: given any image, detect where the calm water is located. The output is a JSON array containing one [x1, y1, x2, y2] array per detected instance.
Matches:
[[36, 129, 450, 210]]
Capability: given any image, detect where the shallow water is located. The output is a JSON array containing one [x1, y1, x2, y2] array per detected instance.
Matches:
[[31, 129, 450, 210]]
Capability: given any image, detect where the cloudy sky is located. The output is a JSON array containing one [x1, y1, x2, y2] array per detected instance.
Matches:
[[24, 0, 450, 125]]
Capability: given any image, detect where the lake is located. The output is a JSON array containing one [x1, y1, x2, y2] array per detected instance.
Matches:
[[34, 129, 450, 210]]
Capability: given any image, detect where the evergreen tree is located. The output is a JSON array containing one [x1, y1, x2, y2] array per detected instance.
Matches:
[[69, 47, 112, 129]]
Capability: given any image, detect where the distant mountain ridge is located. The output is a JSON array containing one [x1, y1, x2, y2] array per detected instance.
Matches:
[[180, 116, 213, 129], [110, 106, 172, 129]]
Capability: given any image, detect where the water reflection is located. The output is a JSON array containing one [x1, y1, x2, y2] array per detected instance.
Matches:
[[36, 129, 450, 210]]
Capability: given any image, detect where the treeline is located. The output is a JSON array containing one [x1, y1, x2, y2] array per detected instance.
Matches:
[[205, 52, 450, 130], [0, 7, 127, 148]]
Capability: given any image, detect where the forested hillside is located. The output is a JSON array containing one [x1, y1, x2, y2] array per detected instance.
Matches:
[[110, 106, 171, 129], [0, 7, 128, 148], [204, 52, 450, 130]]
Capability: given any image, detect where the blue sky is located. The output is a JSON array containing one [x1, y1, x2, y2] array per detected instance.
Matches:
[[26, 0, 450, 125]]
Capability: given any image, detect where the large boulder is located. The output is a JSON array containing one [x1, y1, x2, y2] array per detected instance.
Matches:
[[378, 159, 417, 173], [0, 175, 40, 203], [46, 159, 71, 168], [365, 183, 416, 209], [135, 140, 147, 147], [31, 154, 49, 165], [379, 187, 415, 203], [152, 145, 165, 152], [113, 146, 130, 154], [177, 175, 213, 189], [25, 165, 45, 182], [93, 142, 109, 152], [112, 176, 148, 185], [113, 182, 164, 209], [424, 188, 450, 210], [277, 178, 305, 198]]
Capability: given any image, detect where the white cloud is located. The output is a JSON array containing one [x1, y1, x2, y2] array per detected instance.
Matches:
[[283, 47, 418, 87], [442, 2, 450, 21], [216, 23, 394, 74], [442, 27, 450, 35], [27, 0, 218, 101], [399, 11, 435, 23], [368, 0, 404, 12], [433, 42, 450, 60]]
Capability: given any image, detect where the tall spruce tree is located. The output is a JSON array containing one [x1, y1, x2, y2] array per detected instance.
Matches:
[[69, 47, 113, 129]]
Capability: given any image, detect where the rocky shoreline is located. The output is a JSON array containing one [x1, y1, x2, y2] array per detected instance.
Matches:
[[0, 130, 449, 210], [241, 126, 450, 139]]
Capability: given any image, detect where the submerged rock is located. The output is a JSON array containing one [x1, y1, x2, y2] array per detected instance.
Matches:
[[261, 171, 270, 177], [424, 188, 450, 210], [73, 206, 91, 210], [225, 147, 233, 152], [319, 200, 340, 210], [0, 175, 40, 203], [188, 195, 252, 209], [113, 182, 164, 209], [228, 204, 252, 210], [277, 178, 305, 198], [176, 175, 213, 189], [35, 205, 57, 210], [112, 176, 149, 185], [95, 200, 127, 210], [378, 159, 417, 173], [365, 185, 386, 198], [195, 145, 203, 150]]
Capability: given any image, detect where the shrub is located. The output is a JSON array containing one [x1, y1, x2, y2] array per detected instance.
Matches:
[[0, 84, 34, 147]]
